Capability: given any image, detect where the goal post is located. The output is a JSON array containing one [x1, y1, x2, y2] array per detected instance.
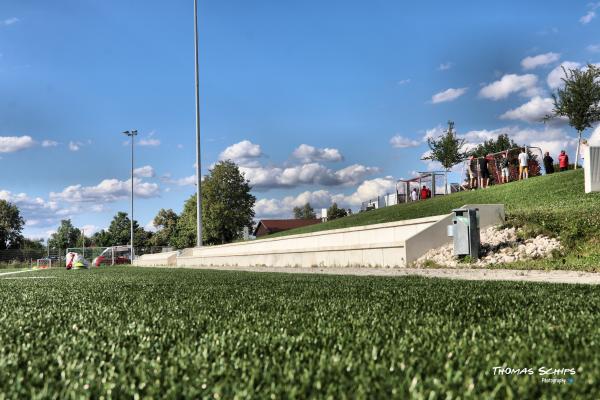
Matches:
[[35, 258, 52, 269]]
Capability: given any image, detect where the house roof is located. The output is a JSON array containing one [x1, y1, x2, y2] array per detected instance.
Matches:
[[254, 219, 321, 236]]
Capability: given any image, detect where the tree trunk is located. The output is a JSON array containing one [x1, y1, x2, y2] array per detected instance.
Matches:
[[574, 130, 582, 170], [445, 169, 449, 195]]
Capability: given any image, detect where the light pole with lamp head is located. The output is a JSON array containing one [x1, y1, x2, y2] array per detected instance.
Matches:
[[123, 130, 138, 262]]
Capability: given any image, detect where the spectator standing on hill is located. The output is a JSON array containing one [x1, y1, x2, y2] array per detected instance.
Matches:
[[543, 152, 554, 174], [410, 188, 418, 202], [478, 156, 490, 188], [558, 150, 569, 172], [518, 148, 529, 180], [500, 152, 510, 183], [467, 156, 477, 188], [426, 186, 432, 198], [420, 185, 428, 200]]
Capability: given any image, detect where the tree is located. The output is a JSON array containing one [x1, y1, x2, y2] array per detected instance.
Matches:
[[422, 121, 467, 194], [22, 238, 45, 251], [105, 212, 151, 248], [48, 219, 81, 250], [173, 160, 256, 246], [293, 203, 317, 220], [547, 64, 600, 169], [91, 229, 112, 247], [469, 133, 519, 158], [0, 200, 24, 250], [150, 208, 179, 247], [327, 203, 347, 220]]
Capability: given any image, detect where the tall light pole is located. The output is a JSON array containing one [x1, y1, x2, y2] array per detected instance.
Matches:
[[123, 130, 138, 261], [194, 0, 203, 247]]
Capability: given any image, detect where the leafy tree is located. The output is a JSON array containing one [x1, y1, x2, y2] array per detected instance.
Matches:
[[105, 212, 151, 247], [547, 64, 600, 169], [174, 161, 256, 247], [422, 121, 467, 194], [48, 219, 81, 250], [327, 203, 347, 220], [0, 200, 24, 250], [150, 208, 179, 247], [293, 203, 317, 220], [91, 229, 112, 247], [22, 238, 45, 251], [469, 133, 520, 158]]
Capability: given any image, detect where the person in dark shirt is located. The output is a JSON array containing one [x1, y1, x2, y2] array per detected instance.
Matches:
[[500, 152, 510, 183], [543, 151, 554, 174], [478, 157, 490, 189]]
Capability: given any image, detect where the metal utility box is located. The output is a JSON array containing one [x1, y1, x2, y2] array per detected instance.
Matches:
[[584, 146, 600, 193], [448, 208, 480, 258]]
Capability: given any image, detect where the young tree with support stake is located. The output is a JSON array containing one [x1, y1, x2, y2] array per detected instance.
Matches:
[[422, 121, 467, 194], [546, 64, 600, 169]]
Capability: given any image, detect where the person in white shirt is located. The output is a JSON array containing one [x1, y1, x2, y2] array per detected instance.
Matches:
[[518, 148, 529, 180], [410, 188, 418, 202]]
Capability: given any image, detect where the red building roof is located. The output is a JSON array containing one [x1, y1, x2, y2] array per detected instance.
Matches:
[[254, 219, 321, 237]]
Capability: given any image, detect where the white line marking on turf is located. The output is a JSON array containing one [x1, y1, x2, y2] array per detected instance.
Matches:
[[3, 276, 57, 280], [0, 270, 36, 277]]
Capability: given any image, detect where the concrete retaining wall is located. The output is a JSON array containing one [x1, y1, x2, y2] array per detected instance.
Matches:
[[134, 251, 179, 266], [134, 204, 505, 269]]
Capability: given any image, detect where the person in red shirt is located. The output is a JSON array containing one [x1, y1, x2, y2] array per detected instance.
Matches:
[[420, 185, 428, 200], [558, 150, 569, 172]]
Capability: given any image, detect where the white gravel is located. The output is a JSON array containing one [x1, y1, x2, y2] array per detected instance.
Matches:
[[415, 226, 562, 268]]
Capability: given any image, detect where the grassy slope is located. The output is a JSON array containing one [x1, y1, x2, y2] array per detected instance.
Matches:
[[265, 170, 600, 270], [0, 267, 598, 398]]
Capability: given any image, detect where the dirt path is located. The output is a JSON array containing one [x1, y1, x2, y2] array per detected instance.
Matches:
[[155, 265, 600, 285]]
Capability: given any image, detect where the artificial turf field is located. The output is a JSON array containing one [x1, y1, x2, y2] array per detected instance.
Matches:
[[0, 267, 598, 399]]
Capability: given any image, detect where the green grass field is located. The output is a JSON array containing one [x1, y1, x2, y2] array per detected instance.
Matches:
[[1, 267, 597, 398], [265, 170, 600, 271]]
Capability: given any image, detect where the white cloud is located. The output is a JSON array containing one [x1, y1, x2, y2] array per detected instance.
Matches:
[[173, 175, 196, 186], [389, 135, 421, 148], [144, 220, 158, 233], [0, 136, 35, 153], [500, 96, 555, 122], [438, 62, 454, 71], [589, 124, 600, 145], [253, 177, 397, 219], [479, 74, 540, 100], [521, 52, 560, 70], [138, 138, 160, 147], [81, 224, 101, 235], [241, 162, 379, 190], [41, 140, 58, 147], [0, 190, 66, 229], [547, 61, 581, 89], [50, 178, 160, 203], [431, 87, 468, 104], [587, 44, 600, 53], [133, 165, 155, 178], [580, 10, 596, 24], [2, 17, 19, 26], [292, 144, 343, 163], [68, 141, 82, 151], [219, 140, 263, 166], [397, 79, 411, 85]]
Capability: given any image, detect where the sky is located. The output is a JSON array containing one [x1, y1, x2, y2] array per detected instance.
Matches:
[[2, 0, 600, 240]]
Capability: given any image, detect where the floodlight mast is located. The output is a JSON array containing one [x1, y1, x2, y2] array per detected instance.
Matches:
[[123, 130, 138, 262], [194, 0, 203, 247]]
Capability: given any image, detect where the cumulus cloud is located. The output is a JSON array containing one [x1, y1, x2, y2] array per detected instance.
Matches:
[[438, 62, 453, 71], [500, 96, 555, 122], [390, 135, 421, 148], [240, 162, 379, 190], [68, 141, 87, 151], [292, 144, 343, 163], [253, 177, 398, 219], [547, 61, 581, 89], [0, 136, 36, 153], [219, 140, 263, 166], [41, 140, 58, 147], [521, 52, 560, 70], [50, 178, 160, 203], [397, 79, 411, 85], [138, 138, 160, 147], [587, 44, 600, 53], [431, 87, 468, 104], [0, 189, 68, 229], [479, 74, 540, 100], [133, 165, 155, 178]]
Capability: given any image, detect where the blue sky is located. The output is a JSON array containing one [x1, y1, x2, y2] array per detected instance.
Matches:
[[1, 0, 600, 240]]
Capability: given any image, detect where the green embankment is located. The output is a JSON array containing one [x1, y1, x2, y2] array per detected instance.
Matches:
[[265, 170, 600, 270], [0, 267, 597, 398]]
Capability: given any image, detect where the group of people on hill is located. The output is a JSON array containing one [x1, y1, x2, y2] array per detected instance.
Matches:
[[463, 148, 571, 190], [409, 186, 431, 201]]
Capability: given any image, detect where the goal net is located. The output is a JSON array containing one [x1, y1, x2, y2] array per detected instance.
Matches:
[[35, 258, 52, 269], [66, 246, 132, 267]]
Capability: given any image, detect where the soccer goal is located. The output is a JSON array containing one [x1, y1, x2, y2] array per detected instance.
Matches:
[[35, 258, 52, 269], [66, 246, 132, 267]]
